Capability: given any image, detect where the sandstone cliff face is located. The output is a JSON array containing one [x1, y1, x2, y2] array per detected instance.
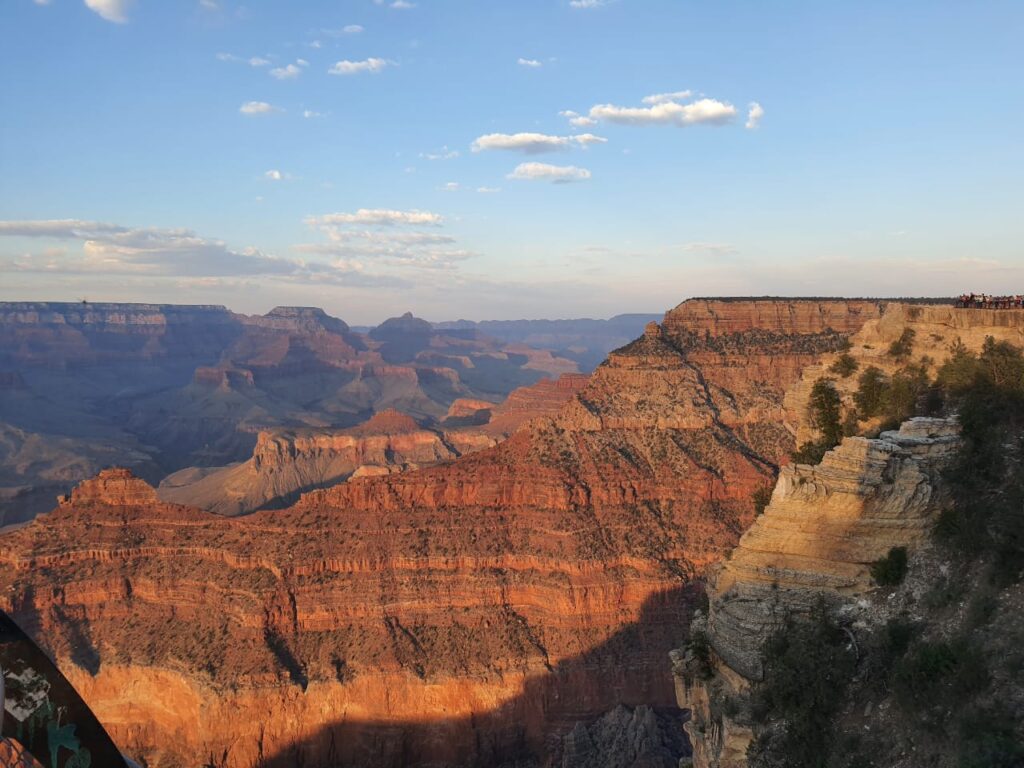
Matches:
[[0, 299, 888, 768], [675, 417, 959, 768], [785, 304, 1024, 444], [157, 409, 499, 516]]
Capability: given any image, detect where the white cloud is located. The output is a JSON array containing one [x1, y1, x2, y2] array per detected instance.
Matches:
[[440, 182, 461, 192], [239, 101, 281, 116], [588, 97, 736, 126], [306, 209, 443, 227], [34, 0, 52, 6], [421, 146, 459, 160], [476, 187, 501, 194], [507, 162, 591, 183], [265, 170, 284, 181], [471, 132, 607, 154], [390, 0, 415, 7], [270, 63, 302, 80], [343, 24, 364, 33], [745, 101, 765, 130], [199, 0, 219, 10], [216, 52, 240, 62], [298, 210, 472, 273], [518, 58, 542, 68], [559, 110, 597, 128], [84, 0, 133, 23], [569, 0, 607, 7], [328, 57, 394, 75], [249, 56, 271, 67], [642, 90, 693, 105], [303, 109, 321, 119], [0, 219, 389, 284]]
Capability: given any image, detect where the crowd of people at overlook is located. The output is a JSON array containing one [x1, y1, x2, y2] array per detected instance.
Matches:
[[956, 293, 1024, 309]]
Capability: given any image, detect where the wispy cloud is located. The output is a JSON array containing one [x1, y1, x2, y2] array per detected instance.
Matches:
[[299, 209, 473, 272], [517, 58, 542, 68], [248, 56, 271, 67], [569, 0, 608, 8], [587, 96, 737, 126], [745, 101, 765, 130], [269, 60, 308, 80], [421, 146, 459, 160], [84, 0, 133, 23], [642, 90, 693, 105], [303, 109, 322, 119], [476, 187, 501, 194], [239, 101, 281, 116], [306, 209, 443, 227], [0, 219, 399, 286], [507, 162, 591, 183], [328, 57, 394, 75], [472, 132, 606, 154], [264, 170, 285, 181]]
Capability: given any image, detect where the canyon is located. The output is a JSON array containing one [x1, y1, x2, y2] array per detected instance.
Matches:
[[0, 297, 904, 767], [0, 303, 645, 524]]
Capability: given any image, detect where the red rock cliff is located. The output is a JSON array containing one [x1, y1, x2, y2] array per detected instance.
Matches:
[[0, 299, 888, 768]]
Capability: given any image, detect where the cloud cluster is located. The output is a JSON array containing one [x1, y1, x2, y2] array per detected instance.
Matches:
[[0, 219, 397, 285], [328, 57, 394, 75], [472, 132, 606, 154], [518, 58, 542, 68], [507, 163, 591, 183], [300, 209, 474, 272]]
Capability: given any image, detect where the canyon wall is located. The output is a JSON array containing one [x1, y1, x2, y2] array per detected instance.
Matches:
[[0, 299, 891, 767], [675, 418, 960, 768]]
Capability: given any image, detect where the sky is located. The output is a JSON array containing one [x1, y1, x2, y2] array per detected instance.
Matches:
[[1, 0, 1022, 323]]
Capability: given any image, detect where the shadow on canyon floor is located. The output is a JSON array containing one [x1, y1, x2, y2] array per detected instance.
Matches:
[[249, 585, 698, 768]]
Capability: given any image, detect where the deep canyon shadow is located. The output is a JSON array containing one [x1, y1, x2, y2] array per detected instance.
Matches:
[[254, 585, 698, 768]]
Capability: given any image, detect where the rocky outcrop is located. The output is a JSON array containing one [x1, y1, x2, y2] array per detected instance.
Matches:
[[158, 409, 499, 515], [676, 417, 959, 768], [0, 299, 904, 767], [785, 303, 1024, 443]]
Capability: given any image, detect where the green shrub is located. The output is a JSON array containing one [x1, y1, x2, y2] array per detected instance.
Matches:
[[957, 705, 1024, 768], [853, 366, 888, 418], [888, 328, 916, 359], [870, 547, 908, 586], [893, 638, 989, 716], [829, 353, 859, 378], [752, 485, 774, 516], [809, 378, 843, 448], [748, 600, 856, 767], [791, 440, 830, 465]]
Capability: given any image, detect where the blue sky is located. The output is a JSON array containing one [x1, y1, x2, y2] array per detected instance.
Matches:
[[1, 0, 1022, 323]]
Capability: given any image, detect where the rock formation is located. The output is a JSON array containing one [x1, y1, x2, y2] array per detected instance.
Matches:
[[675, 417, 960, 768], [0, 303, 582, 522], [158, 409, 498, 516], [0, 298, 897, 767]]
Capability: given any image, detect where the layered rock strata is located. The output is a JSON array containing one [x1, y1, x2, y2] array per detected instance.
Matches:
[[675, 417, 959, 768], [0, 299, 894, 767]]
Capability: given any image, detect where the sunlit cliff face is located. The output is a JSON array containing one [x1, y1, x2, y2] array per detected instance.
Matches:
[[0, 299, 916, 767]]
